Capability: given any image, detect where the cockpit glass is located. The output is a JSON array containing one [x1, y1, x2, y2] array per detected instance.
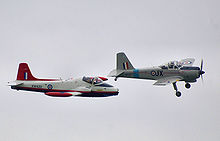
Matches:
[[160, 61, 182, 70], [82, 76, 103, 85]]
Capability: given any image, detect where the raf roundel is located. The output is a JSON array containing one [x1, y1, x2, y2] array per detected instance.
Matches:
[[151, 70, 156, 76], [47, 84, 53, 90]]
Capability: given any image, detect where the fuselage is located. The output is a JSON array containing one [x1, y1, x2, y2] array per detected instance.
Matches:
[[119, 66, 201, 82], [11, 77, 119, 97]]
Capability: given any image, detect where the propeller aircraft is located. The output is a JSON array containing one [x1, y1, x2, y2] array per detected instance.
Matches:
[[108, 52, 205, 97], [9, 63, 119, 97]]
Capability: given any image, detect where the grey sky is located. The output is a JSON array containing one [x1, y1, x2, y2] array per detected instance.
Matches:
[[1, 0, 220, 140]]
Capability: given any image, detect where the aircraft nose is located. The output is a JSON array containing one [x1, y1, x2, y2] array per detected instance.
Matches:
[[116, 87, 119, 92], [201, 70, 205, 75], [199, 70, 205, 75], [112, 87, 119, 94], [113, 87, 119, 92]]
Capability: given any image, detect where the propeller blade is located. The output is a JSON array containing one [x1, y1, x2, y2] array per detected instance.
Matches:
[[201, 74, 204, 83], [200, 59, 205, 84], [201, 59, 203, 71]]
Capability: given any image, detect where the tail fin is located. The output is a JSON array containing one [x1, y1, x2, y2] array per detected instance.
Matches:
[[117, 52, 134, 70], [16, 63, 58, 81], [17, 63, 38, 80]]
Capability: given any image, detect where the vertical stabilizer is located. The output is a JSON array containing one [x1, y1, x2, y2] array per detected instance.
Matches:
[[16, 63, 38, 80], [117, 52, 134, 70], [16, 63, 59, 81]]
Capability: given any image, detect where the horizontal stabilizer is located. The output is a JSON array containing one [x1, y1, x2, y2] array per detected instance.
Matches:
[[8, 81, 23, 86], [107, 69, 124, 77]]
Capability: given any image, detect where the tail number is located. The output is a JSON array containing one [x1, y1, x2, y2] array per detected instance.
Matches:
[[32, 85, 42, 88]]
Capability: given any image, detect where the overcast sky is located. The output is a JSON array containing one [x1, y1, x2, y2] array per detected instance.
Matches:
[[1, 0, 220, 140]]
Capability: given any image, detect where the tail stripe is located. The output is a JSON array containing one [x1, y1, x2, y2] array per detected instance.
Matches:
[[117, 52, 134, 70], [123, 62, 129, 70], [24, 72, 28, 80]]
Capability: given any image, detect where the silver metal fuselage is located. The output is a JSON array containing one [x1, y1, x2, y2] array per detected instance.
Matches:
[[119, 67, 200, 82]]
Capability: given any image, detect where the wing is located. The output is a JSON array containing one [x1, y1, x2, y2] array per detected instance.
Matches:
[[153, 76, 183, 86], [179, 58, 195, 66], [45, 92, 82, 97]]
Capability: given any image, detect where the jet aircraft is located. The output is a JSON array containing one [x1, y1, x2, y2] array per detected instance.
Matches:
[[108, 52, 205, 97], [9, 63, 119, 97]]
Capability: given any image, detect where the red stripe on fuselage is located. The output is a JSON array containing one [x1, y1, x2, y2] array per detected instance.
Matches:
[[12, 86, 118, 94], [21, 79, 60, 81]]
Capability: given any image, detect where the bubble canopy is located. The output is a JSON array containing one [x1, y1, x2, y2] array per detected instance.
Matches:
[[82, 76, 103, 85], [82, 76, 114, 87]]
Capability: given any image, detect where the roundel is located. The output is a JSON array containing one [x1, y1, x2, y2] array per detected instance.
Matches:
[[151, 70, 156, 76], [47, 84, 53, 90]]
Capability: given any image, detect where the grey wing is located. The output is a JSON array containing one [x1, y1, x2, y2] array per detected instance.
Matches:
[[179, 58, 195, 66], [153, 76, 183, 86]]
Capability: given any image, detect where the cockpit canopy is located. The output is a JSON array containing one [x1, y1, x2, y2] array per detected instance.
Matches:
[[83, 76, 103, 85], [160, 61, 182, 70], [159, 58, 195, 70], [82, 76, 113, 87]]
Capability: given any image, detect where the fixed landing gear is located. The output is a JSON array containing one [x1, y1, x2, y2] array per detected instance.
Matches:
[[114, 77, 118, 81], [172, 82, 192, 97], [173, 82, 181, 97], [176, 91, 181, 97], [185, 83, 191, 89]]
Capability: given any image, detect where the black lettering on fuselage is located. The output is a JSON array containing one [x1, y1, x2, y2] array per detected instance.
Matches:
[[32, 85, 42, 88]]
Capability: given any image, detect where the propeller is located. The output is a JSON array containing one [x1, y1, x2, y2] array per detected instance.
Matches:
[[199, 59, 205, 82]]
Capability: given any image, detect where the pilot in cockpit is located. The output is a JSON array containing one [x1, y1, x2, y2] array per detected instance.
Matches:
[[168, 61, 182, 69], [82, 76, 103, 85], [168, 61, 174, 69], [160, 61, 182, 70]]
